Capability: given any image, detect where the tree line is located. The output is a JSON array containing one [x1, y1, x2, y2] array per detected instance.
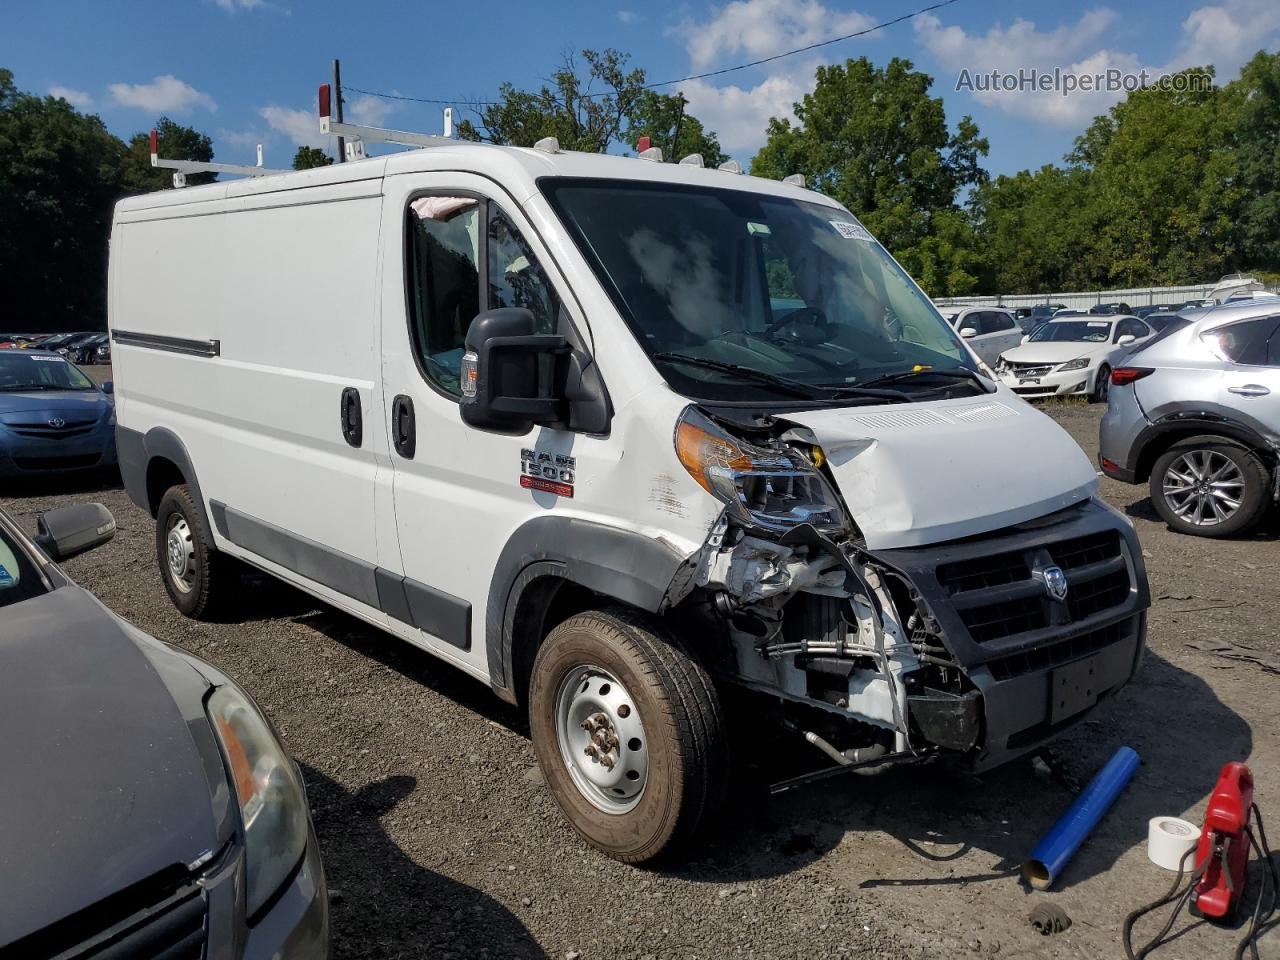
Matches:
[[3, 49, 1278, 331]]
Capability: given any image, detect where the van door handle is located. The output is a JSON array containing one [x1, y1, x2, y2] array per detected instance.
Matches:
[[340, 387, 363, 447], [391, 395, 416, 458], [1228, 384, 1270, 397]]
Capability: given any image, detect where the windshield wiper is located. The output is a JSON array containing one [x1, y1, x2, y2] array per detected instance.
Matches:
[[0, 384, 65, 391], [653, 353, 832, 400], [856, 367, 993, 392]]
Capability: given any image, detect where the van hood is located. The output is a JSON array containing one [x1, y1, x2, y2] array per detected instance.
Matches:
[[0, 587, 219, 947], [785, 392, 1098, 549]]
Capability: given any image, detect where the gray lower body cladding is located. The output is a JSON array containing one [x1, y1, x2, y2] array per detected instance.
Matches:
[[871, 498, 1150, 769]]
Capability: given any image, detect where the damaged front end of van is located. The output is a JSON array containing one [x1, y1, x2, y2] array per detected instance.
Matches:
[[667, 401, 1150, 782]]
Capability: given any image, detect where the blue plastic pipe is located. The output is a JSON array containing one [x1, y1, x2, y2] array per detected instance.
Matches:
[[1022, 745, 1141, 890]]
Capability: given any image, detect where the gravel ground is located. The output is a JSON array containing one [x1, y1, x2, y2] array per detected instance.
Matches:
[[4, 372, 1278, 959]]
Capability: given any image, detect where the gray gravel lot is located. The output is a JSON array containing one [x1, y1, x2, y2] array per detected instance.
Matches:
[[4, 375, 1277, 959]]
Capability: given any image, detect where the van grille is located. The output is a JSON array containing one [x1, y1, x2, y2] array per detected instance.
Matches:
[[986, 618, 1132, 682], [936, 530, 1129, 645]]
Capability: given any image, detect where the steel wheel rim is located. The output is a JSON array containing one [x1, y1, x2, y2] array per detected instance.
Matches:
[[165, 515, 197, 594], [554, 664, 647, 814], [1162, 450, 1245, 527]]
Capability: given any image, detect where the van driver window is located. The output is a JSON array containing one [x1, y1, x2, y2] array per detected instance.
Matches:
[[407, 198, 559, 397], [407, 196, 482, 395]]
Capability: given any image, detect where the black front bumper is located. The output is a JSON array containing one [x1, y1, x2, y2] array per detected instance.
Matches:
[[873, 498, 1149, 770]]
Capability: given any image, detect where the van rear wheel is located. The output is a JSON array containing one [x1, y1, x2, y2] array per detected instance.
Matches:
[[156, 485, 236, 619], [528, 608, 726, 863]]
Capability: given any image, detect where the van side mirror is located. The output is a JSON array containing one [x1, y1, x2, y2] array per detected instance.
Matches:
[[460, 308, 568, 433], [34, 503, 116, 561]]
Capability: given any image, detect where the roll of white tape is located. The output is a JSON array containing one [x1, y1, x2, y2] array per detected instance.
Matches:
[[1148, 816, 1199, 871]]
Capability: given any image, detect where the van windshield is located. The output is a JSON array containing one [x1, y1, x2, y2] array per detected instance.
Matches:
[[541, 178, 973, 403]]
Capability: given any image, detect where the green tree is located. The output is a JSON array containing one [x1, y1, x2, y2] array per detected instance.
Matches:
[[122, 116, 216, 191], [751, 57, 988, 296], [293, 145, 333, 170], [627, 91, 727, 165], [458, 49, 646, 152], [0, 68, 128, 331], [1233, 51, 1280, 271]]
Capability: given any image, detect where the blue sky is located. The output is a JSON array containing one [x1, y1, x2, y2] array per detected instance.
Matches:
[[5, 0, 1278, 177]]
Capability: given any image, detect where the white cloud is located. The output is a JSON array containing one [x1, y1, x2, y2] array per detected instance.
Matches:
[[914, 2, 1280, 127], [683, 0, 875, 70], [673, 0, 880, 155], [617, 9, 639, 25], [108, 75, 216, 114], [213, 0, 264, 10], [258, 104, 327, 148], [49, 85, 92, 109], [346, 94, 395, 127]]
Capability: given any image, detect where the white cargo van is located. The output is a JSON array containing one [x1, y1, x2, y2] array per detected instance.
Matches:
[[110, 130, 1150, 862]]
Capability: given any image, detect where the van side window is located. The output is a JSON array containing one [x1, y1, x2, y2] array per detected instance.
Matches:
[[488, 206, 559, 336], [407, 196, 482, 395]]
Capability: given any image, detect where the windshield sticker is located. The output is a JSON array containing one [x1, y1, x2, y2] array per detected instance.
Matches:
[[29, 354, 64, 361], [830, 220, 874, 241], [0, 563, 13, 588]]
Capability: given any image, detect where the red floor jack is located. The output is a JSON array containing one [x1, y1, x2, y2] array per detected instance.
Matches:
[[1123, 762, 1278, 960]]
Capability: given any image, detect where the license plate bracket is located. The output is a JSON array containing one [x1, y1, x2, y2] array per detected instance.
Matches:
[[1050, 653, 1103, 724]]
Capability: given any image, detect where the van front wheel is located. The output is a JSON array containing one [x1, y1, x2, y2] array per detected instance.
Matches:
[[156, 485, 235, 619], [528, 609, 726, 863]]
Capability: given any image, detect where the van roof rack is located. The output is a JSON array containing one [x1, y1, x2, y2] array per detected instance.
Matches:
[[149, 128, 287, 188], [318, 83, 459, 160]]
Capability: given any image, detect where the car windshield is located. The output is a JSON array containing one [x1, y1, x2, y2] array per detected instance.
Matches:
[[542, 178, 974, 403], [1029, 320, 1114, 343], [0, 520, 45, 609], [0, 352, 95, 391]]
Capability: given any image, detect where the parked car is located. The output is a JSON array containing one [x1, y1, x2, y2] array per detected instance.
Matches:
[[0, 351, 117, 477], [1089, 302, 1133, 315], [1100, 300, 1280, 537], [1018, 304, 1066, 334], [1143, 312, 1189, 335], [110, 141, 1149, 863], [1133, 305, 1174, 319], [0, 501, 329, 956], [997, 315, 1154, 401], [68, 333, 109, 365], [54, 332, 104, 359], [35, 331, 91, 353], [942, 307, 1023, 365]]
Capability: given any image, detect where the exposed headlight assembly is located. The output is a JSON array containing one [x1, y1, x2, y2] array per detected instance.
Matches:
[[1058, 357, 1091, 371], [206, 685, 309, 917], [675, 407, 848, 533]]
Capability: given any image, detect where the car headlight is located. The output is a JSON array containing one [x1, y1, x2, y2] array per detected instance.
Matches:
[[1058, 357, 1090, 371], [675, 407, 848, 532], [205, 685, 308, 917]]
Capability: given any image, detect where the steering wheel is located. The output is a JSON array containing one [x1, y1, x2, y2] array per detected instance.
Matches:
[[765, 306, 834, 344]]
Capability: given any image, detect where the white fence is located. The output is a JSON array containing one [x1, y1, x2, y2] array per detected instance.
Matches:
[[936, 282, 1280, 312]]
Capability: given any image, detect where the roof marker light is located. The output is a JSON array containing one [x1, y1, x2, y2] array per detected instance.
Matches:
[[783, 173, 805, 187], [718, 159, 743, 174], [638, 146, 663, 162], [534, 136, 561, 154], [318, 83, 332, 120], [679, 153, 704, 167]]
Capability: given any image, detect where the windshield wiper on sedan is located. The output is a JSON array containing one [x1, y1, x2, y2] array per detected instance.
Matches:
[[857, 367, 993, 393], [0, 383, 66, 391]]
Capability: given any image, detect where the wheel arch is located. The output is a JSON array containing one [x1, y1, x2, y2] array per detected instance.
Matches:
[[1133, 416, 1278, 483], [118, 425, 213, 534], [486, 516, 695, 706]]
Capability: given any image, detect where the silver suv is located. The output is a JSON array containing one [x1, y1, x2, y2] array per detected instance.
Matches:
[[1099, 299, 1280, 537]]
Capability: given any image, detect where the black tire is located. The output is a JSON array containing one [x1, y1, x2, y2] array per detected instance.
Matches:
[[1089, 365, 1111, 404], [155, 484, 237, 619], [1149, 437, 1270, 537], [528, 608, 727, 864]]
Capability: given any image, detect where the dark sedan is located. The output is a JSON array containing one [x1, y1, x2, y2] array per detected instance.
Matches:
[[0, 351, 117, 477], [0, 502, 329, 957]]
